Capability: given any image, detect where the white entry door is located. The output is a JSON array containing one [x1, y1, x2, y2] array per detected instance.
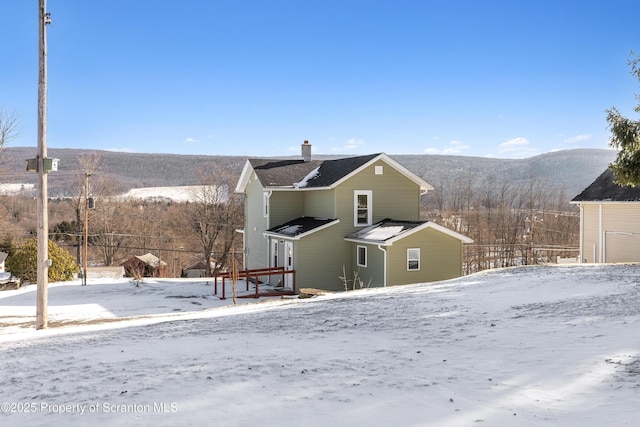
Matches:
[[284, 241, 294, 289]]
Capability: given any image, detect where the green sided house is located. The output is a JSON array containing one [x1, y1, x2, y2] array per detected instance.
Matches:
[[235, 141, 473, 292]]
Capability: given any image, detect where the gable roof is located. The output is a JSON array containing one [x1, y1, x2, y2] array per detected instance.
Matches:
[[235, 153, 434, 193], [264, 217, 340, 240], [345, 218, 473, 245], [571, 168, 640, 203]]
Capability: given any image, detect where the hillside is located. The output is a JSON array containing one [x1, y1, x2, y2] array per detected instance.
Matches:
[[0, 147, 617, 199]]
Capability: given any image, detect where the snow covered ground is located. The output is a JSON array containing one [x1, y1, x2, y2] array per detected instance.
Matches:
[[1, 264, 639, 426], [120, 186, 217, 203]]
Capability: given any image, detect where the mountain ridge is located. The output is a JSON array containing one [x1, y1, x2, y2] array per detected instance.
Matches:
[[0, 147, 617, 200]]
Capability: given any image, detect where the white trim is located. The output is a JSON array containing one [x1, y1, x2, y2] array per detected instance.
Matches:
[[263, 191, 271, 217], [357, 245, 368, 268], [345, 221, 473, 245], [354, 190, 373, 227], [407, 248, 420, 271], [235, 159, 254, 194], [284, 241, 294, 289], [377, 245, 387, 287], [239, 153, 435, 193], [263, 219, 341, 241], [270, 239, 279, 268], [578, 203, 584, 263], [598, 204, 603, 263], [570, 200, 640, 205], [334, 154, 434, 193]]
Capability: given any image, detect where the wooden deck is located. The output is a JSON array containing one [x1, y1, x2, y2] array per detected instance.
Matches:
[[214, 267, 296, 299]]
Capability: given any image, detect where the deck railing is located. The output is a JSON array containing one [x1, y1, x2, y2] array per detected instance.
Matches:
[[214, 267, 296, 299]]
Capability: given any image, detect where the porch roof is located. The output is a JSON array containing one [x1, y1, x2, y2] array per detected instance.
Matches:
[[345, 218, 473, 245], [264, 217, 340, 240]]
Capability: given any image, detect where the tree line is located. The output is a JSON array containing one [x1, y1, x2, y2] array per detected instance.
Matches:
[[423, 173, 579, 274]]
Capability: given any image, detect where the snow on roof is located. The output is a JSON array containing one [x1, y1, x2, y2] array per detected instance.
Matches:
[[294, 166, 321, 188], [346, 220, 426, 243], [265, 217, 339, 239], [351, 225, 406, 241], [134, 253, 167, 267], [273, 224, 303, 236], [346, 219, 473, 244]]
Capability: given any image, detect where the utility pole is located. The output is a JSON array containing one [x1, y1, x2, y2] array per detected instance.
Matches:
[[36, 0, 51, 330], [83, 171, 90, 286]]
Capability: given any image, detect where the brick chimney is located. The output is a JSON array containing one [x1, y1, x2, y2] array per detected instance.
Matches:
[[301, 140, 312, 162]]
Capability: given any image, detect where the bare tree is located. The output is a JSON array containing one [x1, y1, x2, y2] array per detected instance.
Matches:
[[186, 165, 243, 277], [0, 108, 18, 151], [89, 176, 132, 266], [0, 108, 19, 175]]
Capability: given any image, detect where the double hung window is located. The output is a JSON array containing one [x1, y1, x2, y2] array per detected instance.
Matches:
[[354, 190, 372, 226], [407, 248, 420, 271]]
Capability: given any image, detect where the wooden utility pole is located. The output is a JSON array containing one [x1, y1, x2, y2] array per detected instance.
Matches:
[[83, 172, 90, 286], [36, 0, 51, 330]]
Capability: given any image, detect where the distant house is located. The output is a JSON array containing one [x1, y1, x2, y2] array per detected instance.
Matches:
[[571, 168, 640, 263], [182, 260, 218, 278], [235, 141, 472, 292], [120, 253, 168, 278]]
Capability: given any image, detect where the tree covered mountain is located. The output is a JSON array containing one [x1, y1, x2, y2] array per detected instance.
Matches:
[[0, 147, 617, 200]]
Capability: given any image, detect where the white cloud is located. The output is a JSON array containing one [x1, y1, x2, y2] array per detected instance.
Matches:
[[423, 139, 470, 155], [184, 137, 199, 144], [331, 138, 365, 153], [106, 147, 136, 153], [563, 134, 592, 144], [500, 137, 529, 148], [498, 137, 539, 158]]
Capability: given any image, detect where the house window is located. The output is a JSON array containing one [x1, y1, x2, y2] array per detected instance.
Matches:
[[357, 245, 367, 267], [263, 191, 270, 217], [407, 248, 420, 271], [271, 240, 278, 268], [375, 165, 383, 175], [354, 190, 372, 226]]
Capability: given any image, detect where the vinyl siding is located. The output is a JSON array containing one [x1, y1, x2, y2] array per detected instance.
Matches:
[[580, 203, 640, 263], [601, 204, 640, 262], [388, 228, 463, 285], [303, 189, 335, 218], [334, 160, 421, 232], [270, 191, 304, 227], [244, 174, 269, 269], [295, 225, 350, 292], [349, 242, 385, 288]]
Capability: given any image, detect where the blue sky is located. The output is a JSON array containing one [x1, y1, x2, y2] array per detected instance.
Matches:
[[1, 1, 638, 159]]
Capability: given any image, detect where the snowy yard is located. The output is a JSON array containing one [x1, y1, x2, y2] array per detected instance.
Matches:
[[1, 264, 639, 426]]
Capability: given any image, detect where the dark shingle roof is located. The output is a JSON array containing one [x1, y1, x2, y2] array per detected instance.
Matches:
[[250, 159, 322, 187], [265, 217, 338, 238], [572, 168, 640, 202], [250, 154, 381, 189]]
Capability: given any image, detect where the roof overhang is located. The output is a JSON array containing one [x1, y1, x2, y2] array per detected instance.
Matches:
[[264, 218, 340, 240], [345, 220, 473, 246], [570, 200, 640, 205], [329, 153, 434, 193], [234, 159, 254, 194]]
